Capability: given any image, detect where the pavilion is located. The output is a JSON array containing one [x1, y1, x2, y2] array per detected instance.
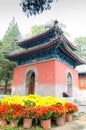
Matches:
[[6, 21, 85, 97]]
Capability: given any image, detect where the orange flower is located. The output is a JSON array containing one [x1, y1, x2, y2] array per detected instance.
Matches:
[[0, 104, 9, 119], [6, 104, 24, 121], [34, 106, 53, 120], [64, 103, 79, 113], [52, 104, 67, 118], [23, 106, 36, 119]]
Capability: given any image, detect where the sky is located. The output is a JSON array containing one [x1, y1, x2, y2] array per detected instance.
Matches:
[[0, 0, 86, 40]]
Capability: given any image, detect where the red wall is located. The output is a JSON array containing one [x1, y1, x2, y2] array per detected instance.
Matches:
[[55, 60, 79, 88], [12, 59, 79, 89], [13, 60, 56, 86]]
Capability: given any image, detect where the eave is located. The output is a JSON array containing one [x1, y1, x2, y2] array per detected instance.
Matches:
[[6, 35, 85, 66], [79, 72, 86, 76], [60, 38, 85, 65], [62, 36, 77, 51], [6, 37, 61, 58], [16, 26, 55, 45]]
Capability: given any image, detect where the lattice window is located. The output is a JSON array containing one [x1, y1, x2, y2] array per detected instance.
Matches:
[[80, 77, 86, 88]]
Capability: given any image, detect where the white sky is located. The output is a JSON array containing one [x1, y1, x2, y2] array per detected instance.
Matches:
[[0, 0, 86, 40]]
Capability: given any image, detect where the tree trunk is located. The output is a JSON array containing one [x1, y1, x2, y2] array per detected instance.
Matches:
[[4, 79, 8, 94]]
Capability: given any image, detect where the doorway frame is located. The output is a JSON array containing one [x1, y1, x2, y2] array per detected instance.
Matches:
[[66, 70, 73, 97], [24, 66, 38, 95]]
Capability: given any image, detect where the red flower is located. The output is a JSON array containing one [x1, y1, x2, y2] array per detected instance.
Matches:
[[6, 104, 24, 121], [23, 106, 36, 119], [0, 104, 9, 119], [64, 103, 78, 113], [51, 104, 67, 118], [34, 106, 53, 120]]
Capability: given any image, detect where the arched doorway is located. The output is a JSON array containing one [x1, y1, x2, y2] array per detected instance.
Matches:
[[26, 70, 35, 94], [67, 72, 72, 97]]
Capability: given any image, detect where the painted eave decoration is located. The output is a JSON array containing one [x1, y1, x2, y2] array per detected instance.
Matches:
[[6, 24, 85, 66]]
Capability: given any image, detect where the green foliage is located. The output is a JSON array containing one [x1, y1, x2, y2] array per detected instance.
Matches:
[[0, 126, 19, 130], [24, 24, 45, 38], [45, 19, 70, 36], [58, 22, 70, 38], [0, 40, 2, 46], [31, 25, 45, 37], [20, 0, 56, 16], [0, 59, 17, 80], [24, 100, 35, 107], [0, 59, 17, 94], [2, 18, 21, 52], [40, 111, 53, 120], [29, 20, 69, 38], [0, 18, 22, 94], [74, 37, 86, 60], [0, 40, 4, 60]]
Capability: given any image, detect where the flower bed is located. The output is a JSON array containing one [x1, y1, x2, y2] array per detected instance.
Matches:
[[0, 94, 78, 128]]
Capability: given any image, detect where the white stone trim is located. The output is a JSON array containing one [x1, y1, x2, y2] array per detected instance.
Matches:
[[24, 66, 38, 95], [65, 69, 73, 96]]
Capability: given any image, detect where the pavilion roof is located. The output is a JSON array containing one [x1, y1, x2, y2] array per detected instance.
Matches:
[[6, 35, 85, 65], [6, 37, 60, 58], [16, 26, 77, 51], [16, 26, 55, 45]]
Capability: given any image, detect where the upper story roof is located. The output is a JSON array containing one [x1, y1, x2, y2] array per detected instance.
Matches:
[[6, 21, 86, 66], [6, 36, 85, 65], [16, 24, 77, 51]]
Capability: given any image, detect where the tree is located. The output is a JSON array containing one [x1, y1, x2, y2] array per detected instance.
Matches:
[[2, 18, 21, 52], [0, 40, 4, 60], [58, 22, 70, 38], [0, 40, 2, 46], [31, 25, 45, 36], [29, 20, 70, 38], [74, 37, 86, 60], [0, 59, 17, 94], [20, 0, 57, 16]]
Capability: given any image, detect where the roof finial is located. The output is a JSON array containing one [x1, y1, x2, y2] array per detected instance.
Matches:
[[54, 20, 58, 26]]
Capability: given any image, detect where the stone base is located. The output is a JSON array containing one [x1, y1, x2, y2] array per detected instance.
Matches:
[[11, 85, 27, 96], [35, 84, 55, 96], [11, 83, 81, 98]]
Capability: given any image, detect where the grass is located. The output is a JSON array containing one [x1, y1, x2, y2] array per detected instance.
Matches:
[[73, 112, 86, 120], [0, 126, 19, 130], [78, 112, 86, 116], [73, 125, 85, 130], [0, 125, 43, 130]]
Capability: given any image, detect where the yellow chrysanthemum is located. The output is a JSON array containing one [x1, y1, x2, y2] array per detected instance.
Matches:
[[0, 94, 69, 107]]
